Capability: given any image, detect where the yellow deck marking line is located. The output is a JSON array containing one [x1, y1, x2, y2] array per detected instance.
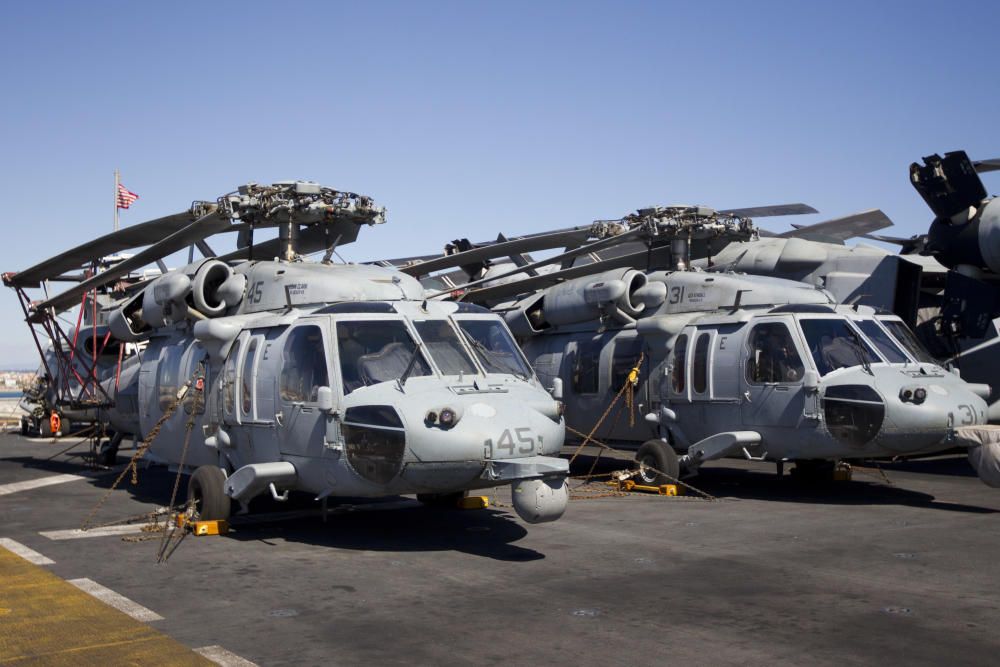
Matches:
[[68, 578, 164, 622], [195, 645, 261, 667], [0, 537, 54, 565], [0, 545, 211, 665], [0, 473, 85, 496], [40, 524, 147, 540]]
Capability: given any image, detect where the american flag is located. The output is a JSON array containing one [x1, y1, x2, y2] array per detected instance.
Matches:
[[116, 183, 139, 209]]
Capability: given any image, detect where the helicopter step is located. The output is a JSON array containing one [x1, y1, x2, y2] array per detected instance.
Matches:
[[679, 431, 763, 472]]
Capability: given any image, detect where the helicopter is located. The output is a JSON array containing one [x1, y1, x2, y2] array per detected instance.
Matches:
[[388, 204, 993, 486], [4, 181, 570, 525]]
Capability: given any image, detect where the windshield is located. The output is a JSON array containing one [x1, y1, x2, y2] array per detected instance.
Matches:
[[799, 318, 879, 376], [413, 320, 479, 376], [856, 320, 908, 363], [336, 320, 431, 394], [880, 319, 937, 364], [456, 319, 533, 379]]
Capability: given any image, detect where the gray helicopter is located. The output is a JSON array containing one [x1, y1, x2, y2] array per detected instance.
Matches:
[[391, 205, 992, 486], [5, 181, 569, 524]]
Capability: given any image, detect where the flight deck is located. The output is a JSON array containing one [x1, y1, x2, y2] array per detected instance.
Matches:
[[1, 432, 998, 666]]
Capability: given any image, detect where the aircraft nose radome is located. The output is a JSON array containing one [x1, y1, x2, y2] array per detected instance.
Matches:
[[879, 383, 988, 453]]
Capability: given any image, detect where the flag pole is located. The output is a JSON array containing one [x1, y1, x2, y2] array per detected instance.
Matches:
[[114, 169, 120, 232]]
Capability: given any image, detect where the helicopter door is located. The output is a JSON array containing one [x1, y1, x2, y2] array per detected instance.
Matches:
[[741, 319, 807, 428], [275, 323, 331, 457]]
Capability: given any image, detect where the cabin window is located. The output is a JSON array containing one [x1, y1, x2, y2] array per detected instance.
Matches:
[[856, 320, 908, 363], [157, 346, 181, 412], [799, 318, 878, 377], [241, 339, 258, 416], [414, 320, 478, 376], [223, 345, 237, 414], [671, 334, 688, 393], [693, 333, 710, 394], [280, 326, 330, 402], [572, 338, 600, 394], [747, 322, 805, 384], [610, 338, 643, 391], [336, 320, 430, 395]]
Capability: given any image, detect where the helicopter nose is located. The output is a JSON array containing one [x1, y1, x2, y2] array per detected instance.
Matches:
[[821, 375, 988, 455]]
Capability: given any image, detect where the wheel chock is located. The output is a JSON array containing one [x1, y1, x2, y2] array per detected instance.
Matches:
[[606, 480, 682, 496], [833, 463, 852, 482], [174, 514, 229, 535], [458, 496, 489, 510]]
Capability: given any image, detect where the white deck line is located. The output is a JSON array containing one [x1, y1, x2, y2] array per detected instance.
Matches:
[[0, 473, 85, 496], [67, 578, 163, 622], [195, 645, 260, 667], [40, 524, 148, 540], [0, 537, 54, 565]]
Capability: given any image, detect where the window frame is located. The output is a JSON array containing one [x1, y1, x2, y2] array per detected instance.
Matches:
[[279, 323, 331, 405], [744, 319, 807, 386], [332, 314, 433, 396], [692, 331, 711, 396]]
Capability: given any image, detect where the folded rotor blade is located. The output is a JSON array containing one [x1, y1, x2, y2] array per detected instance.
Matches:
[[400, 225, 598, 277], [719, 204, 818, 218], [8, 211, 200, 288], [429, 226, 646, 299], [30, 210, 231, 317], [775, 209, 892, 244]]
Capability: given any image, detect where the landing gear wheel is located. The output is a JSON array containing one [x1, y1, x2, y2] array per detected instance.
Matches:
[[417, 491, 465, 508], [634, 439, 680, 486], [19, 417, 28, 436], [95, 434, 122, 467], [187, 466, 231, 521], [39, 418, 52, 438]]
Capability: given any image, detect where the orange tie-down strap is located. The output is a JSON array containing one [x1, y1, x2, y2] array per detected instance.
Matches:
[[0, 545, 211, 666]]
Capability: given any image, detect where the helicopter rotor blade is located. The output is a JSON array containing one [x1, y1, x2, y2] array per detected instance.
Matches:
[[7, 210, 205, 289], [427, 226, 646, 299], [775, 209, 892, 244], [973, 158, 1000, 174], [718, 203, 818, 218], [397, 225, 598, 278], [27, 209, 231, 318]]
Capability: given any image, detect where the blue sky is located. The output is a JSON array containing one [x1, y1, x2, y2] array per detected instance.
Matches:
[[0, 1, 997, 366]]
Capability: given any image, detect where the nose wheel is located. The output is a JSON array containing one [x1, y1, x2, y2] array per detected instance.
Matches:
[[633, 439, 680, 486]]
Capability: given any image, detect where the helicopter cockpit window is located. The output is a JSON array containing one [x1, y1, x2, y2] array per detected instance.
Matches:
[[693, 333, 710, 394], [455, 319, 533, 379], [799, 318, 878, 376], [671, 334, 688, 393], [572, 338, 600, 395], [336, 320, 430, 395], [880, 318, 936, 364], [414, 320, 478, 376], [280, 326, 330, 402], [747, 323, 804, 384], [856, 320, 908, 363]]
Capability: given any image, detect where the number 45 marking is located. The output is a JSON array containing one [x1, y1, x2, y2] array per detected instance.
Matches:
[[488, 428, 536, 457]]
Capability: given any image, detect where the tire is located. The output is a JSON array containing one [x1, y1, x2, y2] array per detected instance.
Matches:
[[417, 491, 465, 508], [39, 417, 52, 438], [790, 459, 836, 482], [634, 439, 680, 486], [187, 466, 231, 521], [20, 418, 28, 436]]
